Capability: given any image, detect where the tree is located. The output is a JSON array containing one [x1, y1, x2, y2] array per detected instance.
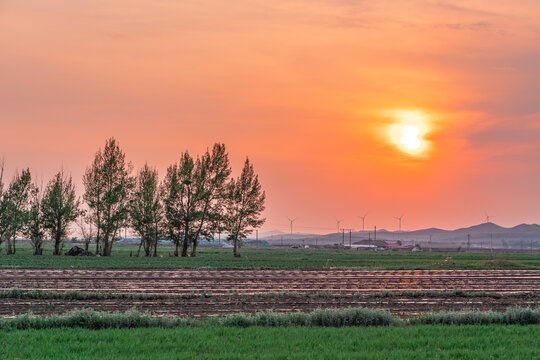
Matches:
[[190, 143, 231, 257], [83, 138, 134, 256], [224, 158, 266, 257], [161, 152, 198, 257], [130, 164, 163, 257], [161, 144, 231, 257], [160, 165, 184, 257], [41, 170, 81, 255], [0, 168, 33, 255], [25, 184, 45, 255], [0, 160, 6, 252], [83, 149, 104, 255]]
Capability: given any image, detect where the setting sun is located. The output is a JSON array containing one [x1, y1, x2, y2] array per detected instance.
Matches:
[[387, 110, 431, 156], [400, 125, 421, 150]]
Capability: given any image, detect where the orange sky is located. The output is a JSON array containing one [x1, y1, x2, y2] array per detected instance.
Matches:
[[1, 0, 540, 233]]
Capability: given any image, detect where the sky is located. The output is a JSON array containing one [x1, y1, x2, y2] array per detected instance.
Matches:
[[1, 0, 540, 233]]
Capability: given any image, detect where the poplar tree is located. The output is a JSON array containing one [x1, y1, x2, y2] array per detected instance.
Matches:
[[190, 143, 231, 257], [161, 152, 198, 257], [130, 164, 163, 257], [41, 170, 80, 255], [161, 144, 231, 257], [25, 184, 45, 255], [224, 158, 266, 257], [160, 164, 184, 257], [1, 168, 33, 255], [0, 161, 6, 252], [83, 138, 134, 256]]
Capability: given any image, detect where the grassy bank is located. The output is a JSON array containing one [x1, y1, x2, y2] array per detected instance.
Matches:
[[0, 325, 538, 359], [1, 245, 539, 269]]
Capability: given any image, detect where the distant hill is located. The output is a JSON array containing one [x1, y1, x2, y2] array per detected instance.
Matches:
[[257, 230, 286, 238], [262, 222, 540, 250], [452, 222, 506, 234]]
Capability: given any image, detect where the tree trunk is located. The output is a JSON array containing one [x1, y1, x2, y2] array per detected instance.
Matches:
[[104, 241, 113, 256], [233, 238, 240, 257], [181, 240, 189, 257], [53, 235, 61, 255], [142, 236, 150, 257], [136, 238, 143, 257], [7, 238, 13, 255], [95, 229, 101, 255], [191, 238, 198, 257], [102, 230, 111, 256], [181, 224, 189, 257], [174, 241, 179, 257], [153, 237, 158, 257]]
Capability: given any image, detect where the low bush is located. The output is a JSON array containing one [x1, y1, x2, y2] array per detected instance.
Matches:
[[410, 307, 540, 325], [0, 309, 198, 330], [1, 307, 538, 330], [355, 289, 538, 299]]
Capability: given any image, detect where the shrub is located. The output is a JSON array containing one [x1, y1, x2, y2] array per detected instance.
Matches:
[[411, 308, 540, 326], [0, 307, 537, 330]]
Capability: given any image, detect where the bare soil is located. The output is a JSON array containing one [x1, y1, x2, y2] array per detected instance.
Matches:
[[1, 269, 538, 317], [1, 269, 539, 294]]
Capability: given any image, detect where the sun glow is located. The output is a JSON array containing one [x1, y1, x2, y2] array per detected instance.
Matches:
[[400, 125, 421, 150], [387, 110, 430, 156]]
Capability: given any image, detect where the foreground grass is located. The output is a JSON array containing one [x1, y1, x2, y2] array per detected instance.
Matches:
[[1, 245, 539, 269], [0, 326, 538, 359]]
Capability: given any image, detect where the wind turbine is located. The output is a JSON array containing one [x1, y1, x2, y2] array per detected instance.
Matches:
[[358, 213, 368, 232], [287, 217, 297, 235], [485, 212, 493, 224], [394, 214, 404, 232], [335, 218, 343, 233]]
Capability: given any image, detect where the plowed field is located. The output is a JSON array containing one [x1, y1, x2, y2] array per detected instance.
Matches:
[[1, 269, 538, 317], [1, 269, 539, 294]]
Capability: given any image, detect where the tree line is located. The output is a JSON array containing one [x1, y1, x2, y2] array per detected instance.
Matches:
[[0, 138, 265, 257]]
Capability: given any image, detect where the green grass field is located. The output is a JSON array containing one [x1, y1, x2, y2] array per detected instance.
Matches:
[[0, 244, 538, 269], [0, 325, 538, 359]]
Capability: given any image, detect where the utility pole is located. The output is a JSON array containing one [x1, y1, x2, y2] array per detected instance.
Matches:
[[342, 229, 345, 246], [374, 226, 377, 241]]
